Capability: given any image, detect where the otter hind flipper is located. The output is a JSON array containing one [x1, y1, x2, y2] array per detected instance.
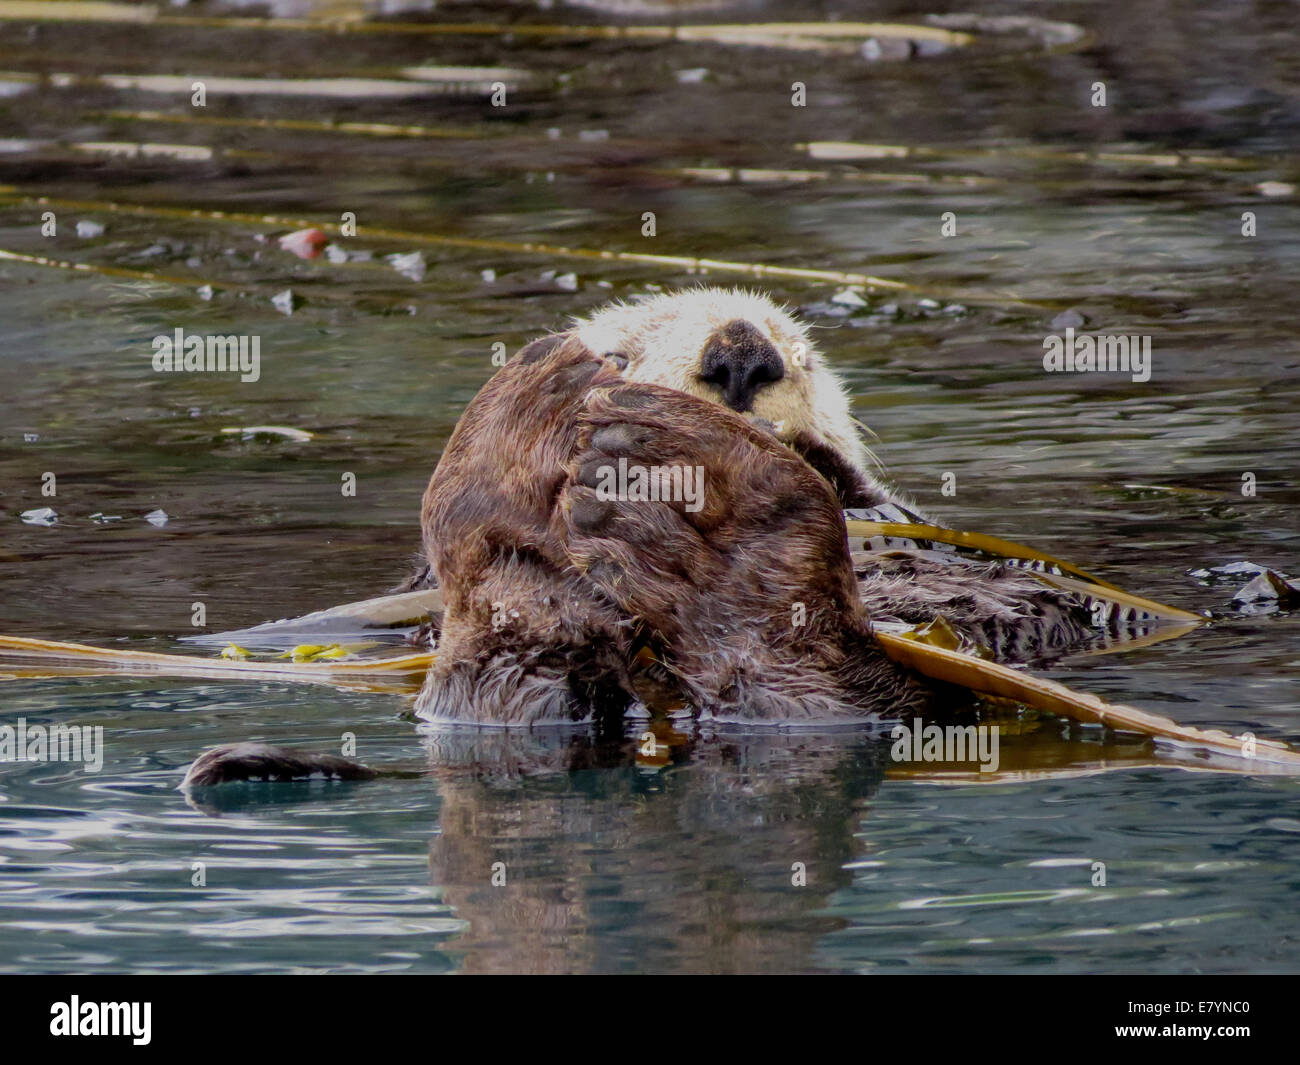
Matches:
[[180, 743, 379, 788], [858, 556, 1095, 662]]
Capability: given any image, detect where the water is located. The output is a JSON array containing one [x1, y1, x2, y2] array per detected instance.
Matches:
[[0, 0, 1297, 974]]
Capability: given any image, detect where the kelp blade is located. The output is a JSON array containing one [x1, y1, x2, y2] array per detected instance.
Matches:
[[0, 633, 434, 680], [874, 631, 1300, 769], [183, 588, 443, 648]]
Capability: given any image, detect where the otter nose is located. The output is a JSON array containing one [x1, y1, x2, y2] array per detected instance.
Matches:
[[699, 319, 785, 412]]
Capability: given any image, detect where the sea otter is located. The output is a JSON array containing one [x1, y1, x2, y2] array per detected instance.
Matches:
[[177, 287, 1106, 786], [412, 287, 1093, 727]]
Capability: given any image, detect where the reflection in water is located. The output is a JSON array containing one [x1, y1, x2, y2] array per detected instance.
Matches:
[[415, 716, 1259, 973], [422, 724, 889, 973]]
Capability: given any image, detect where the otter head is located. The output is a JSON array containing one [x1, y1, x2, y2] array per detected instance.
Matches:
[[571, 286, 892, 508]]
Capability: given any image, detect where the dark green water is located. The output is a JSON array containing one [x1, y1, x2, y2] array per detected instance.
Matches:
[[0, 0, 1297, 973]]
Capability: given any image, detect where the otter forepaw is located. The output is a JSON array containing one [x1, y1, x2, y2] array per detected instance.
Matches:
[[559, 382, 927, 720], [566, 381, 850, 550]]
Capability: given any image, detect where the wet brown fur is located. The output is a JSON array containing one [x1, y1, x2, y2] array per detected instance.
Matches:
[[416, 334, 931, 725]]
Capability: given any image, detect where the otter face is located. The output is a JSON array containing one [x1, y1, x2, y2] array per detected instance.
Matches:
[[570, 287, 872, 487]]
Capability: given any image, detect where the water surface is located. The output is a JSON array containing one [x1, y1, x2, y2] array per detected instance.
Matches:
[[0, 0, 1297, 973]]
